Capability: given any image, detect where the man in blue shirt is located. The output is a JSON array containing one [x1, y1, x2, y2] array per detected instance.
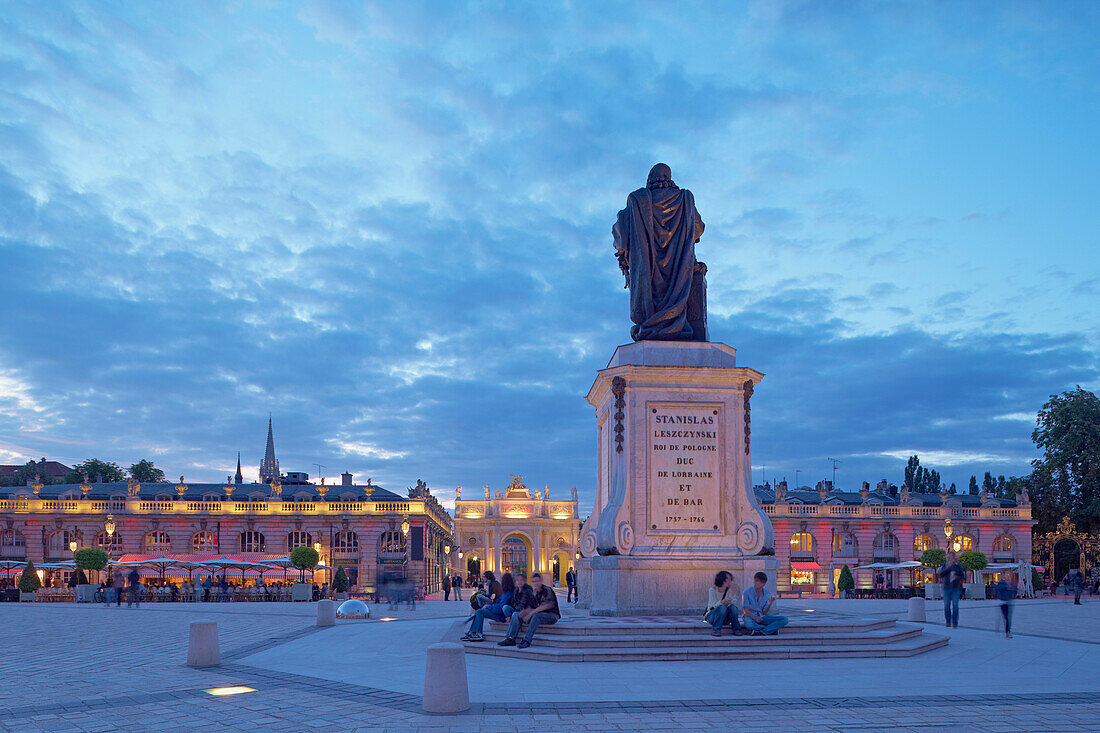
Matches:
[[742, 571, 788, 636]]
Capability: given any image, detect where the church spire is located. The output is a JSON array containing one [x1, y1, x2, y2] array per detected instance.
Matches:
[[259, 415, 280, 483], [234, 451, 243, 484]]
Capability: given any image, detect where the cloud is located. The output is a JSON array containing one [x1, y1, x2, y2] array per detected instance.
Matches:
[[0, 2, 1096, 511]]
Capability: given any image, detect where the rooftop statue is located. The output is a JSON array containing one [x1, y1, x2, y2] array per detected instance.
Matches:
[[613, 163, 708, 342]]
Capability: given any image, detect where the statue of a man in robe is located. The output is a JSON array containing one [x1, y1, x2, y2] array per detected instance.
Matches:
[[612, 163, 708, 342]]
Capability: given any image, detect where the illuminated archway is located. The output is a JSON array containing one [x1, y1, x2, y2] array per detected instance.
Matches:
[[501, 534, 531, 577]]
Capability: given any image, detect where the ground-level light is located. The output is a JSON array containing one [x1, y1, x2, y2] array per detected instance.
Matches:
[[203, 686, 256, 696]]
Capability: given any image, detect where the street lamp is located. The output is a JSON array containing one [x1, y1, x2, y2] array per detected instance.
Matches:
[[444, 543, 451, 555], [400, 516, 410, 536], [68, 539, 77, 553], [105, 515, 116, 537]]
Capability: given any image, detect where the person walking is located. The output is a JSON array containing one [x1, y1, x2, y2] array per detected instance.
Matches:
[[111, 567, 125, 607], [101, 573, 114, 607], [995, 575, 1017, 638], [940, 551, 964, 628], [566, 566, 578, 604], [126, 567, 141, 608], [442, 573, 451, 601], [452, 573, 463, 601], [1072, 570, 1085, 605]]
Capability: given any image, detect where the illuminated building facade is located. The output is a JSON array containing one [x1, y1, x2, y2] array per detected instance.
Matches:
[[758, 479, 1034, 593], [0, 424, 453, 593], [452, 476, 580, 586]]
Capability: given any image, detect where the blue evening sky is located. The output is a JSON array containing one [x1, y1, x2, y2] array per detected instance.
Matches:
[[1, 2, 1097, 507]]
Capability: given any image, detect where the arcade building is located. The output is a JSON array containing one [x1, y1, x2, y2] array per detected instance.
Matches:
[[757, 479, 1035, 594], [453, 476, 580, 587], [0, 420, 453, 594]]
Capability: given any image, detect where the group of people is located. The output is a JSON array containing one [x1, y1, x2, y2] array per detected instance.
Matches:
[[460, 570, 561, 648], [939, 549, 1020, 637], [441, 572, 464, 601], [704, 571, 789, 637]]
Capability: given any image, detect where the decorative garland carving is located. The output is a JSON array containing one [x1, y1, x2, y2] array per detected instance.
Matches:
[[611, 376, 626, 453], [743, 380, 754, 455]]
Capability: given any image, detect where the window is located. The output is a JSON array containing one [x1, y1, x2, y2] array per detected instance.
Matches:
[[789, 532, 814, 554], [240, 531, 265, 553], [993, 535, 1013, 554], [192, 531, 217, 552], [914, 534, 937, 553], [379, 531, 405, 553], [144, 531, 171, 552], [0, 529, 25, 548], [950, 534, 974, 553], [95, 531, 124, 557], [203, 493, 221, 502], [286, 531, 312, 551], [832, 532, 856, 556], [873, 533, 898, 560], [47, 530, 77, 556], [155, 493, 173, 502], [334, 531, 359, 552]]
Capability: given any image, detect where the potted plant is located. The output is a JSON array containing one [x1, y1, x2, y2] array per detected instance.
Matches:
[[919, 549, 946, 599], [289, 546, 319, 601], [74, 548, 109, 603], [957, 550, 988, 599], [332, 567, 350, 600], [836, 565, 854, 599], [18, 560, 41, 601]]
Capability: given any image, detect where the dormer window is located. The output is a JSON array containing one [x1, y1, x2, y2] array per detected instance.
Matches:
[[202, 493, 221, 502]]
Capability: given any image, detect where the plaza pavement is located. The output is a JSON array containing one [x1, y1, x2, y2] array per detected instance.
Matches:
[[1, 593, 1099, 732]]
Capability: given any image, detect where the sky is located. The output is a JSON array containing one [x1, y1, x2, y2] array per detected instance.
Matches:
[[1, 1, 1098, 510]]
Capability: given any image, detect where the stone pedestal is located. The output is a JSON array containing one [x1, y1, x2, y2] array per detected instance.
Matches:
[[186, 621, 220, 667], [578, 341, 777, 615], [316, 599, 336, 626], [422, 643, 469, 714]]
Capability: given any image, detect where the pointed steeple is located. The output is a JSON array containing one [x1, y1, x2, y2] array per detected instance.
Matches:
[[258, 415, 280, 483], [234, 451, 243, 484]]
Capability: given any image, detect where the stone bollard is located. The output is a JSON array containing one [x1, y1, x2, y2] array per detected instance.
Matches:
[[907, 595, 926, 623], [187, 621, 220, 667], [316, 599, 336, 627], [422, 642, 469, 714]]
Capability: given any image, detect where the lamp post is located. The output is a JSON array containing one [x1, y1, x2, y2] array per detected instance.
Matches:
[[313, 541, 323, 585], [400, 516, 410, 585]]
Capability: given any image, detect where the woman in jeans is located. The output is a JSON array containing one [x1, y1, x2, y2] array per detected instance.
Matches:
[[705, 571, 745, 637], [462, 572, 516, 642]]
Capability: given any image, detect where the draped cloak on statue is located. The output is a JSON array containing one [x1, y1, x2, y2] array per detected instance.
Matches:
[[613, 184, 706, 342]]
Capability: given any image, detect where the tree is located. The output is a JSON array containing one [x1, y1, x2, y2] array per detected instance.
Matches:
[[837, 565, 854, 595], [74, 548, 109, 582], [982, 472, 996, 496], [289, 546, 319, 582], [64, 459, 125, 484], [129, 459, 166, 483], [957, 550, 988, 583], [995, 475, 1007, 499], [923, 469, 941, 494], [333, 567, 350, 593], [1029, 386, 1100, 533], [904, 456, 921, 493], [948, 483, 957, 495], [18, 561, 41, 593], [968, 475, 979, 495], [920, 548, 946, 572]]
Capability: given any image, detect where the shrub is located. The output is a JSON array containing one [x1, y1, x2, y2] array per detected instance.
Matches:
[[837, 564, 854, 593], [18, 561, 41, 593], [68, 568, 88, 588], [919, 549, 946, 570], [74, 548, 109, 574], [1031, 568, 1043, 592], [289, 546, 319, 581], [332, 567, 350, 593]]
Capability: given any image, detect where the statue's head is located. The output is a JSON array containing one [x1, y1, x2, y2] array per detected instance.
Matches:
[[646, 163, 675, 189]]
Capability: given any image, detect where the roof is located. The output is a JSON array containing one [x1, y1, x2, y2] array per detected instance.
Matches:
[[754, 487, 1017, 508], [0, 461, 70, 479], [5, 481, 405, 503]]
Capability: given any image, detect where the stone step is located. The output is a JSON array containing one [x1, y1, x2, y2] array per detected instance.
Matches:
[[469, 626, 923, 648], [485, 617, 896, 636], [463, 634, 948, 662]]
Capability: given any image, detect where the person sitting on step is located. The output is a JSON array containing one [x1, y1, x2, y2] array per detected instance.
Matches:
[[462, 572, 516, 642], [498, 572, 560, 649], [741, 571, 788, 636], [706, 570, 746, 636]]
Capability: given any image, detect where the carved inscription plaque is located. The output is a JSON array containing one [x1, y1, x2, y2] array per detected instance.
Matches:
[[647, 403, 721, 533]]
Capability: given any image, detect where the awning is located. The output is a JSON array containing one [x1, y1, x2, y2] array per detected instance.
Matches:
[[791, 561, 823, 571]]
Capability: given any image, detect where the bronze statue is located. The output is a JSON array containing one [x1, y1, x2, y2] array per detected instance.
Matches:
[[613, 163, 708, 342]]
